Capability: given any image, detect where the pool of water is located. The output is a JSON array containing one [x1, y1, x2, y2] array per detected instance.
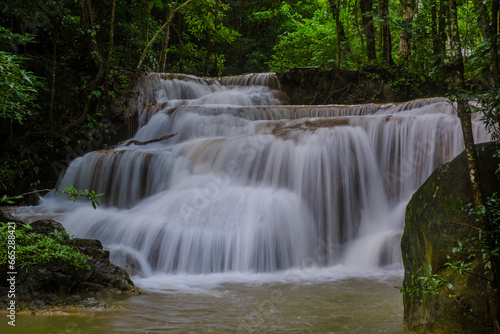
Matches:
[[2, 268, 404, 333]]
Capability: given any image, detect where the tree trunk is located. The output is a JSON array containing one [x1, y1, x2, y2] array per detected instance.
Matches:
[[214, 0, 219, 75], [456, 100, 484, 210], [80, 0, 103, 66], [431, 0, 438, 54], [335, 0, 342, 70], [330, 0, 352, 69], [476, 0, 493, 41], [203, 31, 213, 76], [448, 0, 484, 210], [159, 8, 171, 73], [380, 0, 394, 65], [359, 0, 376, 61], [141, 0, 148, 41], [437, 0, 447, 55], [398, 0, 414, 63], [137, 0, 194, 70], [105, 0, 116, 92], [49, 36, 57, 140], [68, 0, 105, 135], [492, 0, 499, 86], [448, 3, 500, 330], [354, 0, 365, 53]]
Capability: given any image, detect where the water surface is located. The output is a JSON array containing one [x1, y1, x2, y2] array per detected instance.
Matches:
[[3, 269, 404, 333]]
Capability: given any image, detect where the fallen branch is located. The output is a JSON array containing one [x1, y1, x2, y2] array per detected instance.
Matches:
[[123, 133, 177, 146]]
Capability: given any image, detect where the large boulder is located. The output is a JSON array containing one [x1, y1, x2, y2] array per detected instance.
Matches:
[[0, 217, 139, 312], [402, 142, 500, 333]]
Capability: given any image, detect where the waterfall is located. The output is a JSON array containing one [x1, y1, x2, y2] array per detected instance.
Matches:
[[51, 73, 491, 276]]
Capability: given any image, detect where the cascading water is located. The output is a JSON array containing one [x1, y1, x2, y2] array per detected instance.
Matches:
[[40, 73, 490, 277]]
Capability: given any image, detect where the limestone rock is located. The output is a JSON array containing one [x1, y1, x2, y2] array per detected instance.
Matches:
[[0, 217, 139, 312], [402, 142, 500, 333]]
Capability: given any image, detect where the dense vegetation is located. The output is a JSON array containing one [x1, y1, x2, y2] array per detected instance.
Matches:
[[0, 0, 499, 195], [0, 222, 90, 272]]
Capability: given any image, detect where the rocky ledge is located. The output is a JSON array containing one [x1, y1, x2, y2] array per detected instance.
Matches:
[[402, 142, 500, 333], [0, 211, 140, 313]]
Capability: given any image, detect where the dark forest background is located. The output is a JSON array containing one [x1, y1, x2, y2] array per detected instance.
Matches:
[[1, 0, 499, 196]]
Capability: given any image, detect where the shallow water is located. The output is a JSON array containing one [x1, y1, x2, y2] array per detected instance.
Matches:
[[2, 270, 404, 333]]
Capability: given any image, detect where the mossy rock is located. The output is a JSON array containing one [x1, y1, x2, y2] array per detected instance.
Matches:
[[0, 217, 139, 312], [402, 142, 500, 333]]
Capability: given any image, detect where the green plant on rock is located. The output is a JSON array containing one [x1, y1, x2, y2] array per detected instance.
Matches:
[[1, 185, 104, 209], [398, 193, 500, 302], [0, 185, 104, 272], [60, 185, 104, 209], [0, 223, 90, 272], [397, 265, 455, 303]]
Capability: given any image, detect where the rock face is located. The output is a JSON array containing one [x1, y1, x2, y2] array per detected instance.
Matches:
[[0, 212, 138, 312], [402, 142, 500, 333], [278, 67, 440, 105]]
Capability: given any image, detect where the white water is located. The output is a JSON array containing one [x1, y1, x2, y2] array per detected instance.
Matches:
[[25, 73, 491, 288]]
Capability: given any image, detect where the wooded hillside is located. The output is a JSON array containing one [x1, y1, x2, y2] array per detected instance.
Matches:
[[1, 0, 499, 196]]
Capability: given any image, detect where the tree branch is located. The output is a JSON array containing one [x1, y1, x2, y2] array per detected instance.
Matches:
[[122, 133, 177, 146], [136, 0, 194, 70]]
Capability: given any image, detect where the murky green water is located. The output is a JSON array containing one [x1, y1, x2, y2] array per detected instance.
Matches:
[[1, 272, 404, 333]]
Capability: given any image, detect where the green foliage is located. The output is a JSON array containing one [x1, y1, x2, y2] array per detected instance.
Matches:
[[0, 185, 103, 272], [0, 186, 104, 209], [267, 3, 336, 72], [459, 193, 500, 277], [0, 27, 43, 124], [397, 265, 454, 303], [0, 222, 90, 271], [178, 0, 240, 75], [361, 62, 428, 95], [0, 194, 23, 204], [398, 193, 500, 302], [470, 89, 500, 141], [60, 185, 104, 209], [0, 0, 497, 200], [0, 161, 26, 192], [0, 50, 43, 124]]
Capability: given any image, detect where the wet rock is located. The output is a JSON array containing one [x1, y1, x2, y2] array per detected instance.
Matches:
[[0, 210, 23, 225], [0, 217, 139, 312], [65, 295, 82, 303], [29, 300, 45, 310], [30, 219, 66, 237], [278, 67, 439, 105], [402, 142, 500, 333]]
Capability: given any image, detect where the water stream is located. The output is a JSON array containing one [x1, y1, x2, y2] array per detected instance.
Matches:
[[8, 73, 491, 332]]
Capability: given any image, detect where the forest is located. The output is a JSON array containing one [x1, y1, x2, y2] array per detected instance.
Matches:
[[1, 1, 500, 332], [1, 0, 499, 195]]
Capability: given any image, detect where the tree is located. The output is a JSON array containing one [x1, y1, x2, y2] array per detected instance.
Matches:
[[329, 0, 351, 69], [360, 0, 376, 61], [447, 0, 483, 210], [104, 0, 116, 90], [473, 0, 500, 86], [448, 0, 500, 330], [380, 0, 394, 65], [266, 2, 337, 72], [159, 6, 171, 72], [136, 0, 194, 70], [398, 0, 414, 63]]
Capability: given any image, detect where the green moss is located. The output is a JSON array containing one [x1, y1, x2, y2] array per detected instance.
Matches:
[[402, 142, 500, 333]]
